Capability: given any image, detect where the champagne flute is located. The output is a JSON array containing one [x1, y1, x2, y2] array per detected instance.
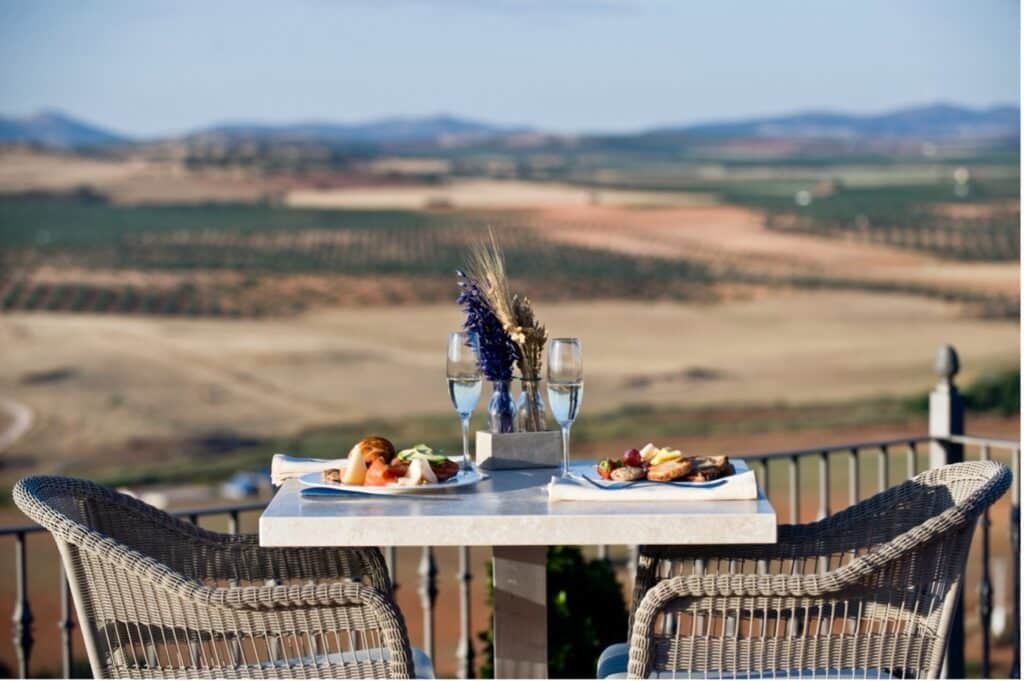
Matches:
[[546, 338, 583, 478], [447, 331, 483, 471]]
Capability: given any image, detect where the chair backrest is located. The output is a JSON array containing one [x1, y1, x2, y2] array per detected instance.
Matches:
[[630, 461, 1012, 679], [14, 475, 414, 679]]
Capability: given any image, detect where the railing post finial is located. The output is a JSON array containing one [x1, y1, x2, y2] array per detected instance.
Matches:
[[933, 344, 960, 386], [929, 345, 964, 470]]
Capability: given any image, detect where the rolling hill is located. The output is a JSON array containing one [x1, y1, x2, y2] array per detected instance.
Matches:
[[0, 110, 127, 148], [0, 103, 1017, 151], [659, 103, 1019, 140]]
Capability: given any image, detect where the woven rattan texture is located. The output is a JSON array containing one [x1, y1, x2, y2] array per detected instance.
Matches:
[[14, 476, 416, 679], [625, 461, 1011, 679]]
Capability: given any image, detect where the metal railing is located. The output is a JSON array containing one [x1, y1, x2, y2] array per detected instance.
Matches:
[[1, 500, 480, 679], [2, 348, 1019, 678], [5, 432, 1017, 679]]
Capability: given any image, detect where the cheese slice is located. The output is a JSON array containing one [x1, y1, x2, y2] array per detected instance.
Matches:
[[639, 442, 659, 462]]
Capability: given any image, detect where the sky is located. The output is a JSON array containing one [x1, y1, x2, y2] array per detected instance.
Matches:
[[0, 0, 1019, 137]]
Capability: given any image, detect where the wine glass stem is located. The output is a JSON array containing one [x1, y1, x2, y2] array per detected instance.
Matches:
[[460, 415, 471, 470], [561, 423, 572, 477]]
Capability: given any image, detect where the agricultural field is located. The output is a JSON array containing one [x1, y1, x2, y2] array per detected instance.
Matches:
[[0, 291, 1018, 489], [0, 147, 1020, 679], [0, 147, 1019, 475]]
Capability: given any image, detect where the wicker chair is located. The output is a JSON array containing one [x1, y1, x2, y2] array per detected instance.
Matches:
[[14, 475, 433, 679], [597, 461, 1011, 679]]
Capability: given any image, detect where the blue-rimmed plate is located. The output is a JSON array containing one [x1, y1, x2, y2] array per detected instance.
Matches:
[[298, 459, 487, 495], [571, 459, 749, 490]]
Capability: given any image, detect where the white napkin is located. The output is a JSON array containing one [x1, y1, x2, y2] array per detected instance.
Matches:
[[271, 453, 347, 486], [547, 460, 758, 502]]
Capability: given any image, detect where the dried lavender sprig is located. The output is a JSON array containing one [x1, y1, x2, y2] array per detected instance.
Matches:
[[456, 270, 519, 381]]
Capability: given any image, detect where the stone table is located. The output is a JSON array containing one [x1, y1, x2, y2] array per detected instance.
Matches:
[[260, 462, 777, 678]]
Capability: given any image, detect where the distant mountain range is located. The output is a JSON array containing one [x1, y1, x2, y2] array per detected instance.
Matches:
[[0, 110, 127, 148], [651, 103, 1020, 140], [191, 114, 521, 144], [0, 103, 1017, 150]]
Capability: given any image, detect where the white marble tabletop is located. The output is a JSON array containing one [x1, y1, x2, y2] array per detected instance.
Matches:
[[259, 460, 777, 547]]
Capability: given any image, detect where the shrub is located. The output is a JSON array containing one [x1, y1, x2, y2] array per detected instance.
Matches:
[[477, 546, 628, 678], [963, 369, 1020, 416]]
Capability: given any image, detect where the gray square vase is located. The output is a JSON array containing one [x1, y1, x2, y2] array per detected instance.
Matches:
[[475, 430, 562, 469]]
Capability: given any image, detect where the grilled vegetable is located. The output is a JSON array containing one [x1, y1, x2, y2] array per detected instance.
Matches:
[[597, 458, 622, 480]]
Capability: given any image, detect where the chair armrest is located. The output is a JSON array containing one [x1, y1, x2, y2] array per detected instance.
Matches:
[[117, 522, 392, 593], [627, 572, 850, 679], [212, 535, 393, 593]]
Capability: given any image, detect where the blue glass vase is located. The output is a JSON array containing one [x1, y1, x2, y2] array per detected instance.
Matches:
[[488, 380, 515, 433]]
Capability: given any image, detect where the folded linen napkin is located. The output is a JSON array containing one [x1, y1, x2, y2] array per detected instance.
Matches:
[[271, 453, 347, 486], [547, 460, 758, 502]]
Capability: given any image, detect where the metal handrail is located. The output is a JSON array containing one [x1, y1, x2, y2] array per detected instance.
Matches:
[[0, 500, 268, 537], [2, 432, 1019, 678], [940, 434, 1021, 449], [731, 434, 929, 460]]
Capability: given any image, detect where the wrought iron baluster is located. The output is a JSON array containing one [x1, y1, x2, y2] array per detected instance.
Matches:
[[878, 444, 889, 492], [978, 444, 992, 677], [907, 441, 917, 480], [788, 455, 800, 523], [456, 545, 475, 679], [1011, 447, 1020, 679], [59, 566, 74, 679], [12, 531, 34, 678], [226, 510, 242, 665], [418, 546, 438, 663], [817, 452, 830, 520], [760, 459, 770, 504]]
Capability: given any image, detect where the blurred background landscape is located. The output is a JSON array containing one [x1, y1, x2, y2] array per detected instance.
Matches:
[[0, 0, 1019, 676]]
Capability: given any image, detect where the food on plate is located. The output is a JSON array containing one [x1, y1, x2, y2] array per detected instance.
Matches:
[[398, 443, 460, 481], [399, 458, 438, 486], [397, 443, 449, 465], [685, 456, 735, 481], [342, 444, 367, 485], [595, 444, 734, 484], [353, 436, 396, 465], [365, 458, 399, 486], [597, 458, 623, 480], [319, 440, 460, 487], [639, 443, 659, 463], [650, 448, 684, 466], [610, 465, 645, 482], [647, 459, 694, 482], [321, 468, 343, 483], [430, 459, 461, 482]]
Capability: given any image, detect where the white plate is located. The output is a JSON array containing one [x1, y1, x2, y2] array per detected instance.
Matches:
[[573, 459, 751, 489], [298, 460, 487, 495]]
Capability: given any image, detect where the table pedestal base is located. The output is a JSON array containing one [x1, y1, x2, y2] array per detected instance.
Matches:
[[492, 545, 547, 679]]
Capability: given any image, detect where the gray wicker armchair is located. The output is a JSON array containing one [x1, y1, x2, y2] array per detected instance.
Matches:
[[598, 461, 1011, 679], [14, 475, 432, 679]]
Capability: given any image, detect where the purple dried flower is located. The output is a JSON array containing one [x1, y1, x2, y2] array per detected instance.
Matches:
[[456, 271, 518, 381]]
